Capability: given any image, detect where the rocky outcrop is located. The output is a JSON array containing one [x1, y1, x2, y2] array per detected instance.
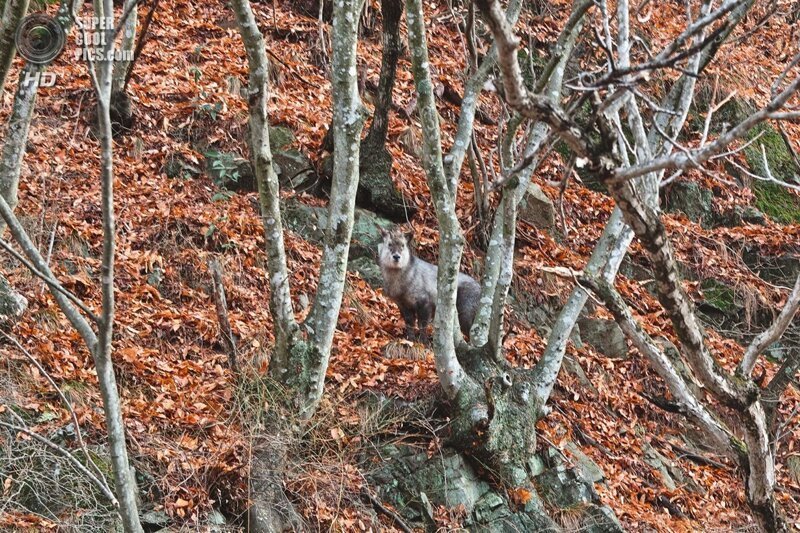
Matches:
[[665, 181, 713, 226], [367, 443, 622, 532], [578, 315, 628, 359], [282, 198, 393, 287]]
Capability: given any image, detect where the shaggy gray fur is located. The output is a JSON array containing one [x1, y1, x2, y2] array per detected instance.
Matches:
[[378, 227, 480, 341]]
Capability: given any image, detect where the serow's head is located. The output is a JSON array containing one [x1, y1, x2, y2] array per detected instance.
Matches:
[[378, 226, 413, 270]]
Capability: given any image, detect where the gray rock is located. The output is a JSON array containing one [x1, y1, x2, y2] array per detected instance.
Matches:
[[283, 198, 393, 267], [714, 205, 767, 227], [578, 316, 628, 358], [269, 125, 296, 152], [536, 464, 598, 508], [368, 444, 559, 532], [565, 441, 605, 484], [358, 145, 416, 222], [527, 455, 546, 477], [643, 442, 701, 493], [147, 267, 164, 291], [742, 247, 800, 287], [519, 183, 555, 232], [208, 509, 226, 529], [141, 510, 169, 528], [347, 256, 383, 287], [274, 148, 314, 189], [666, 180, 713, 225], [204, 150, 256, 192], [0, 275, 27, 321], [582, 505, 626, 533]]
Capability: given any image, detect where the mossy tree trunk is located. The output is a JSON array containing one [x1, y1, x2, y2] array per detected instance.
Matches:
[[477, 0, 797, 528]]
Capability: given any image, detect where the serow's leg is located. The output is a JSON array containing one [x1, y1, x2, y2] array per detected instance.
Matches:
[[416, 303, 433, 345], [400, 305, 417, 341]]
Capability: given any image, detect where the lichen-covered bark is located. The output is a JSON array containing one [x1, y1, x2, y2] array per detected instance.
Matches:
[[0, 0, 75, 236], [301, 0, 366, 416], [476, 0, 796, 528], [405, 0, 466, 398], [0, 63, 40, 237], [231, 0, 298, 373], [0, 0, 29, 90]]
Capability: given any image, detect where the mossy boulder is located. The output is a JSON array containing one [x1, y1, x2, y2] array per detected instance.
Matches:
[[578, 316, 628, 359], [282, 199, 392, 286], [321, 143, 417, 221], [269, 125, 315, 189], [698, 278, 739, 315], [269, 125, 296, 152], [665, 181, 713, 226], [367, 444, 560, 532], [742, 123, 800, 224]]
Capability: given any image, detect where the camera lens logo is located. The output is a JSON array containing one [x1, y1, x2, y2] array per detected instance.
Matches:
[[15, 14, 66, 65]]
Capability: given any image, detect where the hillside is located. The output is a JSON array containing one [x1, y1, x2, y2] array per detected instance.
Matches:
[[0, 0, 799, 531]]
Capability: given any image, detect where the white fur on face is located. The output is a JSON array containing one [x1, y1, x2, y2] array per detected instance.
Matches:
[[379, 233, 411, 270]]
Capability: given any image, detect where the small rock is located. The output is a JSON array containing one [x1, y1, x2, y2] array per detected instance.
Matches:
[[578, 316, 628, 358], [141, 510, 170, 528], [0, 275, 27, 321], [208, 509, 226, 528], [519, 183, 555, 232], [147, 267, 164, 291]]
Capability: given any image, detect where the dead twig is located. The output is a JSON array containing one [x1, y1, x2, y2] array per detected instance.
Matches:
[[208, 257, 239, 373]]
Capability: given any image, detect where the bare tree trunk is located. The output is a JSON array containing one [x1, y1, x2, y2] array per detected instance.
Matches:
[[0, 0, 81, 235], [0, 0, 29, 90], [0, 1, 143, 529], [111, 0, 137, 93], [0, 63, 39, 237], [303, 0, 366, 415], [405, 0, 467, 398], [362, 0, 402, 150], [90, 1, 143, 529], [230, 0, 298, 376]]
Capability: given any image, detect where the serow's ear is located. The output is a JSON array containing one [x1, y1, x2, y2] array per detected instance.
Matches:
[[379, 228, 389, 240], [404, 231, 414, 244]]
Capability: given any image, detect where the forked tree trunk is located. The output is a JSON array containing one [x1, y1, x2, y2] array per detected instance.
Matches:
[[231, 0, 364, 527]]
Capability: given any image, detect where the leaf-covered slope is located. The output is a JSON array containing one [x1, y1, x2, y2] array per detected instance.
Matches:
[[1, 0, 798, 530]]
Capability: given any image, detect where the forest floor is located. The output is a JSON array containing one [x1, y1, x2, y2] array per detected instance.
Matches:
[[1, 0, 799, 531]]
